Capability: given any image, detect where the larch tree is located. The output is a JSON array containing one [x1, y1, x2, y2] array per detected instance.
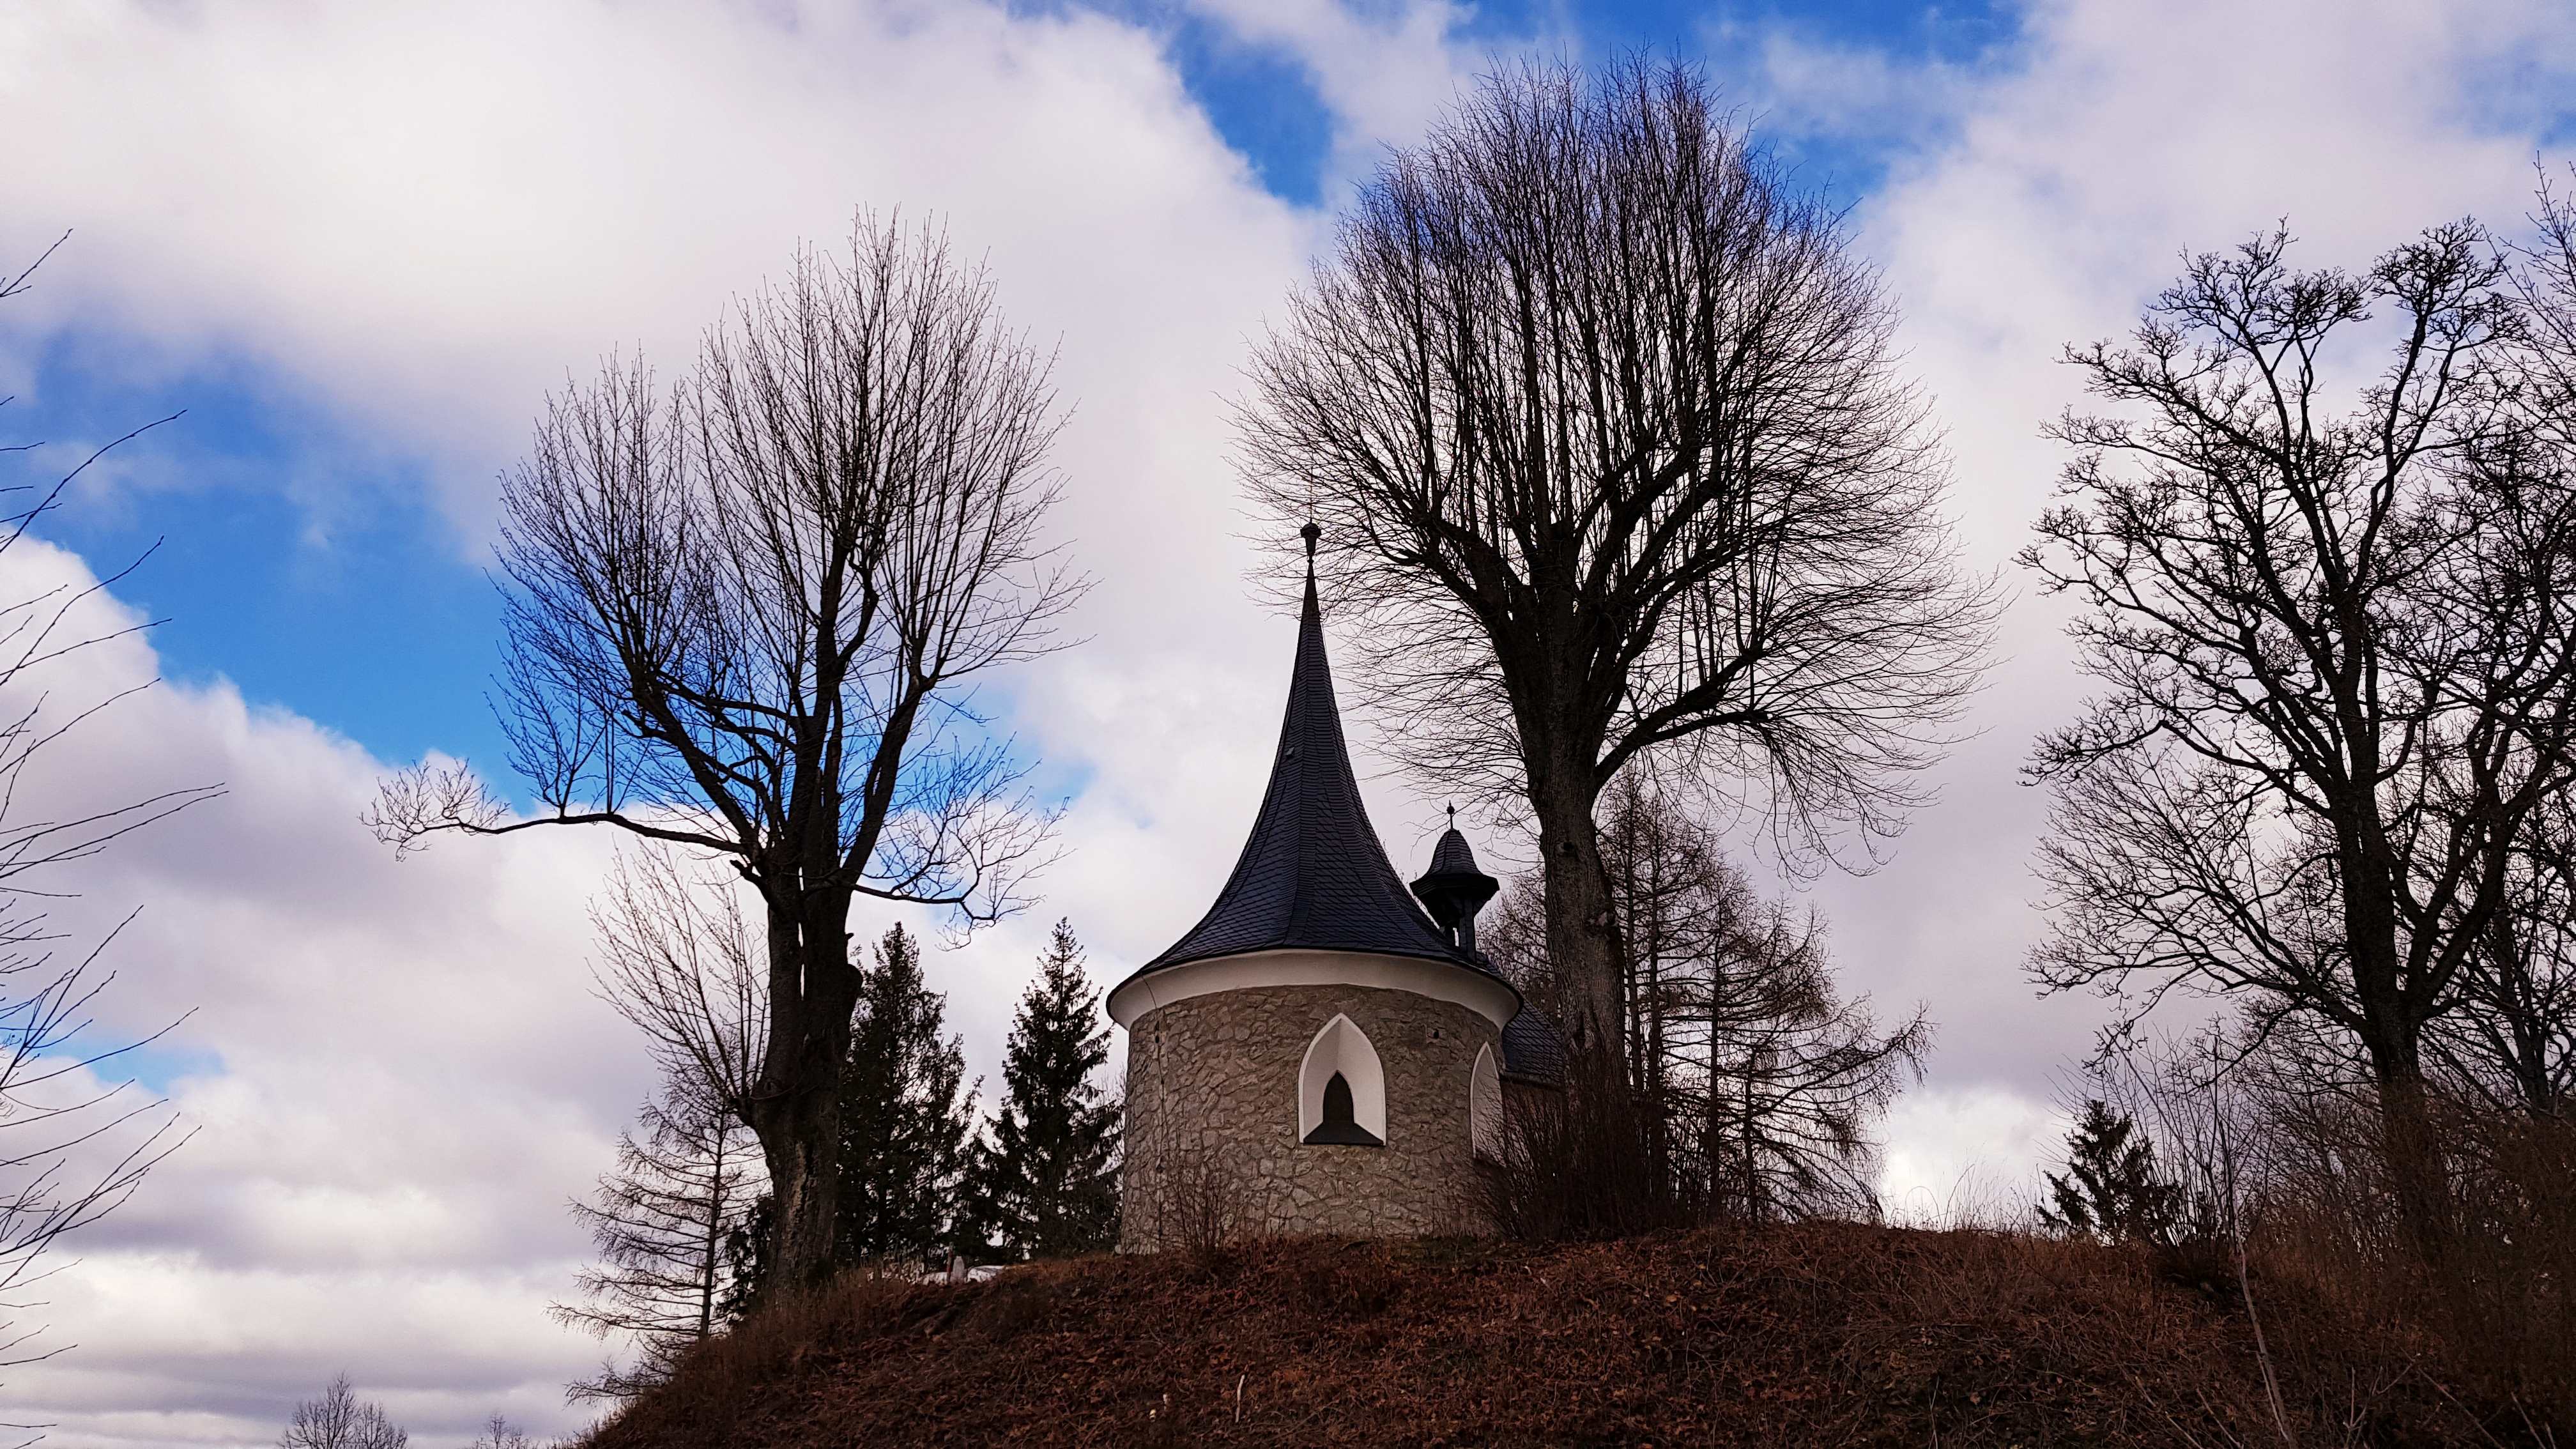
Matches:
[[1236, 56, 1989, 1069], [555, 848, 767, 1391], [553, 1082, 759, 1400], [965, 919, 1120, 1260], [1487, 772, 1925, 1222], [367, 215, 1084, 1288]]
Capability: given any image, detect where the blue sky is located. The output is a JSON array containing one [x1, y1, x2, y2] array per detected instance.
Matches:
[[12, 0, 2027, 790], [18, 0, 2568, 812], [8, 1, 2576, 1443]]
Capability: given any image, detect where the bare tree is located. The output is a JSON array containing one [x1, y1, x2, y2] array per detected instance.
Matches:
[[1482, 772, 1926, 1223], [466, 1416, 536, 1449], [1598, 773, 1924, 1218], [587, 849, 765, 1131], [277, 1374, 406, 1449], [0, 239, 210, 1422], [367, 215, 1085, 1289], [552, 1085, 758, 1400], [555, 849, 765, 1395], [2023, 220, 2576, 1256], [1236, 57, 1990, 1064], [2429, 788, 2576, 1116], [2417, 176, 2576, 1123]]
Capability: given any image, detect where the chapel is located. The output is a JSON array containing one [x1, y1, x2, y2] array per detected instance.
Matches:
[[1109, 527, 1561, 1250]]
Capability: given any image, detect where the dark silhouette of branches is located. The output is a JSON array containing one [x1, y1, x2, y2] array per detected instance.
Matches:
[[556, 849, 765, 1400], [1483, 772, 1925, 1225], [553, 1086, 758, 1403], [368, 213, 1085, 1289], [588, 849, 765, 1128], [277, 1374, 406, 1449], [2023, 217, 2576, 1258], [2430, 787, 2576, 1116], [1236, 56, 1991, 1061], [0, 238, 210, 1427]]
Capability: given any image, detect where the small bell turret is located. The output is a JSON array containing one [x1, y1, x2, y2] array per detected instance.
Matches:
[[1409, 806, 1500, 952]]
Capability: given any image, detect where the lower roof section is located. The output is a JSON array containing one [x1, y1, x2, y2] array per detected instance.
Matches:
[[1105, 947, 1522, 1032]]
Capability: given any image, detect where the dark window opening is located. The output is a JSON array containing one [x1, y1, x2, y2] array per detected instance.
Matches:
[[1303, 1070, 1381, 1146]]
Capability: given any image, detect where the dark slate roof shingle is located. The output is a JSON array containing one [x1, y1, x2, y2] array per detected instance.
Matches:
[[1499, 1007, 1567, 1087]]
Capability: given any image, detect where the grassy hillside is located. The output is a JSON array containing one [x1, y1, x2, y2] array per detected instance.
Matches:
[[578, 1223, 2548, 1447]]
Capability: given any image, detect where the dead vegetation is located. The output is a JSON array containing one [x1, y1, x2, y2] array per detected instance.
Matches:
[[574, 1220, 2551, 1448]]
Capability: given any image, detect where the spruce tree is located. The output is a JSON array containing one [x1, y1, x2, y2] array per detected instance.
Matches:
[[2039, 1098, 2181, 1243], [835, 924, 978, 1268], [966, 919, 1122, 1259]]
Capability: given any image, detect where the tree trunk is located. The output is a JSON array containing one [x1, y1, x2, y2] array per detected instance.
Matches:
[[697, 1123, 727, 1339], [1528, 751, 1620, 1063], [746, 885, 862, 1294], [2365, 1031, 2453, 1269], [2340, 816, 2455, 1264]]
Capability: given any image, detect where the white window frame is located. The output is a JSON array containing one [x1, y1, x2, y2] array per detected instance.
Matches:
[[1298, 1013, 1387, 1143], [1470, 1043, 1503, 1162]]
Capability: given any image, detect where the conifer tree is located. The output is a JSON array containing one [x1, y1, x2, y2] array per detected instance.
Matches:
[[836, 924, 978, 1266], [551, 1078, 758, 1400], [2039, 1098, 2181, 1243], [966, 919, 1121, 1259]]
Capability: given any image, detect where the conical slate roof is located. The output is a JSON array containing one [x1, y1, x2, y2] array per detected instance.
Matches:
[[1129, 567, 1495, 979]]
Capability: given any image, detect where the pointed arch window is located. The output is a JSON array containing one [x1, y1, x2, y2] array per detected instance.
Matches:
[[1300, 1014, 1385, 1146], [1470, 1043, 1503, 1162]]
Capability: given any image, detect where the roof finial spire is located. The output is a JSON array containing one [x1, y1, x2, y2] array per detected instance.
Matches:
[[1446, 802, 1457, 826], [1300, 520, 1320, 570]]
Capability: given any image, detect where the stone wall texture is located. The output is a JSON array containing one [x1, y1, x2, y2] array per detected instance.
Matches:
[[1120, 983, 1499, 1252]]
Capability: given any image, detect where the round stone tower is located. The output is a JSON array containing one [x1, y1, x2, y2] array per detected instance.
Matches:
[[1110, 530, 1529, 1250]]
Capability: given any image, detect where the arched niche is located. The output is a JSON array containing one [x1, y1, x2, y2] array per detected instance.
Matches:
[[1298, 1013, 1386, 1146], [1470, 1043, 1503, 1162]]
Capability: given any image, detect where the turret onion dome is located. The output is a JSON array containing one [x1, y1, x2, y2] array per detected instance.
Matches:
[[1410, 809, 1501, 946]]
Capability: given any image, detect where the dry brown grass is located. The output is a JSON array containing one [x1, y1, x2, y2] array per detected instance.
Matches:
[[2239, 1104, 2576, 1439], [573, 1220, 2546, 1448]]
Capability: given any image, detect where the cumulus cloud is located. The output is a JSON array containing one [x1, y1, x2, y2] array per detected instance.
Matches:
[[1173, 0, 1532, 192], [0, 533, 631, 1443], [2, 0, 2575, 1441], [1777, 0, 2576, 1193], [0, 2, 1333, 1441]]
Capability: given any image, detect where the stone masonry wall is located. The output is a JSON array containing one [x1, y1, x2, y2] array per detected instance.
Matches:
[[1120, 983, 1499, 1252]]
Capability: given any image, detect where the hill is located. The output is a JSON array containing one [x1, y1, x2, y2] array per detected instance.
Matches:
[[579, 1223, 2540, 1447]]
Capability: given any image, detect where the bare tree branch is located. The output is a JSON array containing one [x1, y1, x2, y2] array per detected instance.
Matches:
[[2023, 218, 2576, 1259], [369, 213, 1085, 1288], [1235, 56, 1993, 1059]]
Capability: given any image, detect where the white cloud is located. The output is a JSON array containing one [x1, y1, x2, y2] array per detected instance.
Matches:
[[0, 535, 631, 1443], [0, 2, 1332, 1439], [1878, 1084, 2069, 1229], [1176, 0, 1577, 198], [1798, 0, 2576, 1198], [3, 0, 2575, 1440]]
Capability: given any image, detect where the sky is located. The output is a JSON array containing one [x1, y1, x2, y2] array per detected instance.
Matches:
[[2, 0, 2573, 1443]]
